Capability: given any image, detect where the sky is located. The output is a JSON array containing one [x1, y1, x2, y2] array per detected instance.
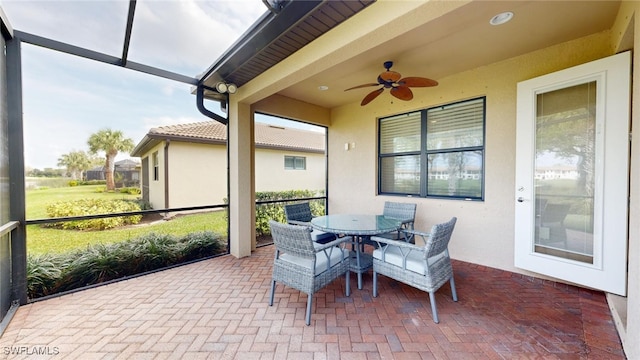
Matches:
[[0, 0, 323, 170]]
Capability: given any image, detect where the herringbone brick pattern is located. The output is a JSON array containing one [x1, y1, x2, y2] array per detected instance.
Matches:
[[0, 246, 625, 359]]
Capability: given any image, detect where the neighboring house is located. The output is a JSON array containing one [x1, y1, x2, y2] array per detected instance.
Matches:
[[534, 166, 580, 181], [130, 121, 325, 211], [85, 158, 141, 187]]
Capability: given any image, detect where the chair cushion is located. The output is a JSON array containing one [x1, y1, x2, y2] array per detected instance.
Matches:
[[311, 229, 335, 243], [373, 245, 445, 276], [280, 247, 350, 275]]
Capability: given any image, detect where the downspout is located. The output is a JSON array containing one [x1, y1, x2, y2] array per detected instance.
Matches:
[[196, 84, 228, 125], [164, 139, 170, 214]]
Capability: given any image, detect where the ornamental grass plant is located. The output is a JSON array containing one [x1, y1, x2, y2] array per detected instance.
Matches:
[[27, 231, 224, 299]]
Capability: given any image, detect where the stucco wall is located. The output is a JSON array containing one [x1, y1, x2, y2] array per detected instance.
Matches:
[[144, 143, 166, 212], [329, 30, 613, 274], [167, 142, 227, 208], [255, 148, 325, 193], [141, 141, 326, 210]]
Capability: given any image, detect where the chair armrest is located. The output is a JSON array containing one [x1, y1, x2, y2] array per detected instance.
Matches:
[[370, 235, 424, 252], [313, 235, 352, 252], [399, 228, 431, 243], [370, 235, 427, 270], [400, 229, 429, 237]]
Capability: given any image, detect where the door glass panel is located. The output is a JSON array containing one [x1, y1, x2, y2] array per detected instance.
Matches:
[[534, 82, 596, 264]]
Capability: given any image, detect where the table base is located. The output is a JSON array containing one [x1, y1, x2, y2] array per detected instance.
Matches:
[[349, 251, 373, 290]]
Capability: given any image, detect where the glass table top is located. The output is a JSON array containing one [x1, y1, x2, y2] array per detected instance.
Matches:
[[310, 214, 401, 236]]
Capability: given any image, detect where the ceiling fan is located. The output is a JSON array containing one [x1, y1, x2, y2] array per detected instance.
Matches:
[[345, 61, 438, 106]]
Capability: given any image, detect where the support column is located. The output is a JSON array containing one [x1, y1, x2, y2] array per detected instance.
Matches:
[[228, 100, 255, 258], [6, 37, 27, 305]]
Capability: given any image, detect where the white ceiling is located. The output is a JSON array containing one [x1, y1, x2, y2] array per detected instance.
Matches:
[[277, 1, 621, 109]]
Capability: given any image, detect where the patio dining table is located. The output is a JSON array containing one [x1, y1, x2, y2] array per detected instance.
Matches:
[[310, 214, 402, 289]]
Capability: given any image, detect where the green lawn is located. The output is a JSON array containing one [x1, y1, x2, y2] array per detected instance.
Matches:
[[27, 185, 139, 219], [26, 185, 227, 255]]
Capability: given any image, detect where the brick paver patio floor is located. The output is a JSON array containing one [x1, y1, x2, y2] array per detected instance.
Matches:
[[0, 245, 625, 359]]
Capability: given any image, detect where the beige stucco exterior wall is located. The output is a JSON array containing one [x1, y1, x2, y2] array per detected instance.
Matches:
[[255, 148, 325, 192], [140, 142, 326, 210], [143, 143, 166, 212], [228, 101, 255, 257], [166, 142, 227, 208]]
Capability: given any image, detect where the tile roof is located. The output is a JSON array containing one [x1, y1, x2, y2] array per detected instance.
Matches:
[[145, 121, 325, 153]]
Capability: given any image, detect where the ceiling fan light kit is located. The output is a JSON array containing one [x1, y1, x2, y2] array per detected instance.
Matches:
[[345, 61, 438, 106]]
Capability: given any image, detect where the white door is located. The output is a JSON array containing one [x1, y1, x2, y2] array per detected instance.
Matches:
[[514, 51, 630, 296]]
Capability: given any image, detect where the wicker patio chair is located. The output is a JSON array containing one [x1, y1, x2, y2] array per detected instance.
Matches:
[[268, 220, 351, 325], [370, 217, 457, 323], [538, 203, 571, 248], [284, 202, 336, 243], [378, 201, 417, 243]]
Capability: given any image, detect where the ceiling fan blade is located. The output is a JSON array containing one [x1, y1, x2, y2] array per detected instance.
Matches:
[[380, 71, 401, 82], [344, 83, 380, 91], [390, 86, 413, 101], [361, 88, 384, 106], [398, 77, 438, 87]]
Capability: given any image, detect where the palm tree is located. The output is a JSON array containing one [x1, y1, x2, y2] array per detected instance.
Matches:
[[87, 129, 134, 191], [57, 150, 92, 180]]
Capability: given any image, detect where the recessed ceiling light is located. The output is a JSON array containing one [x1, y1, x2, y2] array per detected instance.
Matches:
[[318, 85, 329, 91], [489, 11, 513, 26]]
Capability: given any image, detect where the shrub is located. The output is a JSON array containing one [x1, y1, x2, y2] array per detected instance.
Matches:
[[45, 198, 142, 230], [68, 180, 78, 187], [26, 231, 224, 299], [27, 254, 64, 297], [128, 233, 180, 272], [180, 231, 224, 261], [78, 180, 107, 186], [119, 187, 141, 195], [249, 190, 325, 236], [55, 243, 131, 292], [130, 198, 152, 210]]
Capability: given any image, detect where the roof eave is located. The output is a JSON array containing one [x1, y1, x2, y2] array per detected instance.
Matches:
[[256, 144, 324, 153], [130, 135, 156, 157], [199, 1, 322, 86]]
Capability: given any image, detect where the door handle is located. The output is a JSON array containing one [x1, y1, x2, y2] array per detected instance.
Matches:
[[517, 197, 525, 203]]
